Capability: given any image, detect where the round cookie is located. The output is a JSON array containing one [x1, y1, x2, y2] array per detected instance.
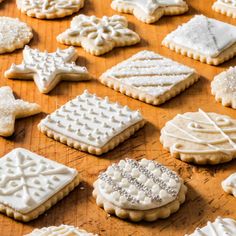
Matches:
[[160, 109, 236, 165], [93, 158, 187, 222], [0, 17, 33, 54], [211, 66, 236, 109], [17, 0, 85, 19]]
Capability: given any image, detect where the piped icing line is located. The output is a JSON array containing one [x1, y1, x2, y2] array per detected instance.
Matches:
[[162, 109, 236, 154], [222, 172, 236, 197], [97, 158, 181, 210]]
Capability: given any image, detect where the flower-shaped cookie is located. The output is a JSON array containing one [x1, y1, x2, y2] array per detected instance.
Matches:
[[57, 14, 140, 56]]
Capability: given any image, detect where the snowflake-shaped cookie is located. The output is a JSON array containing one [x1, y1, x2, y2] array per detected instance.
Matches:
[[57, 14, 140, 56], [17, 0, 85, 19], [0, 86, 41, 137], [111, 0, 188, 24], [5, 46, 90, 94]]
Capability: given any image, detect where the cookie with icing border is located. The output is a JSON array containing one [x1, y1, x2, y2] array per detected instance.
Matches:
[[160, 109, 236, 165], [0, 17, 33, 54], [222, 172, 236, 197], [162, 15, 236, 65], [111, 0, 188, 24], [38, 90, 146, 155], [17, 0, 85, 19], [57, 14, 140, 56], [24, 225, 98, 236], [213, 0, 236, 18], [99, 50, 199, 106], [0, 86, 41, 137], [0, 148, 80, 222], [211, 67, 236, 109], [93, 158, 187, 222], [185, 217, 236, 236], [5, 46, 91, 94]]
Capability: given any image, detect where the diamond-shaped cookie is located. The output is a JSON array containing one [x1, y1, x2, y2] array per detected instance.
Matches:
[[99, 50, 199, 105], [38, 90, 146, 155]]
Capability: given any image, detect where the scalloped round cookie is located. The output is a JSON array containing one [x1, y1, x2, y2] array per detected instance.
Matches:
[[0, 17, 33, 54]]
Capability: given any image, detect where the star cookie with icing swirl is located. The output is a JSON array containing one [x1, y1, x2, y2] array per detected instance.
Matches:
[[111, 0, 188, 24], [160, 109, 236, 165], [57, 14, 140, 56], [93, 158, 187, 222]]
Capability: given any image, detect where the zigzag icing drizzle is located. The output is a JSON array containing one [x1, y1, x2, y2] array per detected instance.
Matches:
[[185, 217, 236, 236], [40, 90, 143, 148], [102, 50, 195, 97], [98, 158, 181, 210], [163, 15, 236, 57], [0, 148, 77, 214], [113, 0, 185, 15], [162, 109, 236, 154], [222, 172, 236, 197]]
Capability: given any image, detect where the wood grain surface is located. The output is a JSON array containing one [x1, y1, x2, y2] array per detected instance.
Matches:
[[0, 0, 236, 235]]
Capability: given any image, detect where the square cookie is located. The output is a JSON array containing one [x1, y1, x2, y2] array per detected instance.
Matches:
[[162, 15, 236, 65], [99, 50, 199, 105], [38, 90, 146, 155], [0, 148, 80, 222], [213, 0, 236, 18]]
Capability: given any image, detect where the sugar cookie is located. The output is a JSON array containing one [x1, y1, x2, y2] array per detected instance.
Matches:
[[213, 0, 236, 18], [222, 172, 236, 197]]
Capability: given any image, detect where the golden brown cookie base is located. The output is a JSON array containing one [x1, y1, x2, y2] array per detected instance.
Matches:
[[0, 174, 80, 222], [92, 181, 187, 222], [162, 40, 236, 65], [98, 73, 199, 106], [111, 3, 188, 24], [16, 0, 84, 19], [213, 2, 236, 18], [38, 120, 146, 155]]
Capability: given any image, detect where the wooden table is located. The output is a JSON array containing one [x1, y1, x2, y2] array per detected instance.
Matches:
[[0, 0, 236, 235]]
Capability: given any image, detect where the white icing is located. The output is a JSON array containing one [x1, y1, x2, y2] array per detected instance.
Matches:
[[163, 15, 236, 57], [0, 148, 77, 214], [102, 50, 195, 97], [25, 225, 97, 236], [113, 0, 185, 15], [222, 172, 236, 197], [5, 46, 88, 93], [40, 90, 143, 148], [162, 109, 236, 155], [0, 17, 32, 52], [218, 0, 236, 7], [185, 217, 236, 236], [58, 14, 139, 47], [19, 0, 83, 14], [98, 158, 181, 210]]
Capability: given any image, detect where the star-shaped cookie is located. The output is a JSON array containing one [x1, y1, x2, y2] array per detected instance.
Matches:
[[5, 46, 90, 94], [111, 0, 188, 24], [0, 86, 41, 137], [213, 0, 236, 18], [57, 14, 140, 56]]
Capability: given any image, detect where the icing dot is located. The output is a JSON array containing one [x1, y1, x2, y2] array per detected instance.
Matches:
[[104, 183, 113, 193], [131, 168, 139, 178], [144, 197, 152, 205], [153, 168, 161, 177], [138, 174, 147, 183], [137, 191, 145, 201], [112, 191, 120, 201], [128, 185, 138, 194], [120, 178, 129, 187], [113, 171, 121, 180], [118, 160, 126, 168], [159, 189, 168, 198], [152, 184, 160, 193], [147, 162, 155, 171], [140, 159, 149, 166]]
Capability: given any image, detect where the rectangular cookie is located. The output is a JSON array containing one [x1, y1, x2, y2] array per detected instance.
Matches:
[[38, 90, 146, 155], [0, 148, 80, 222], [162, 15, 236, 65], [99, 50, 199, 105]]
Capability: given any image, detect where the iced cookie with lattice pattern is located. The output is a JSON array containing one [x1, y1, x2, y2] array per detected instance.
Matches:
[[57, 14, 140, 56], [211, 67, 236, 109], [162, 15, 236, 65], [111, 0, 188, 24], [99, 50, 199, 105], [25, 225, 98, 236], [0, 148, 80, 222], [38, 90, 146, 155], [222, 172, 236, 197], [93, 158, 187, 222], [17, 0, 85, 19], [213, 0, 236, 18], [0, 86, 41, 137], [160, 109, 236, 165], [0, 17, 33, 54], [5, 46, 91, 94], [185, 217, 236, 236]]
